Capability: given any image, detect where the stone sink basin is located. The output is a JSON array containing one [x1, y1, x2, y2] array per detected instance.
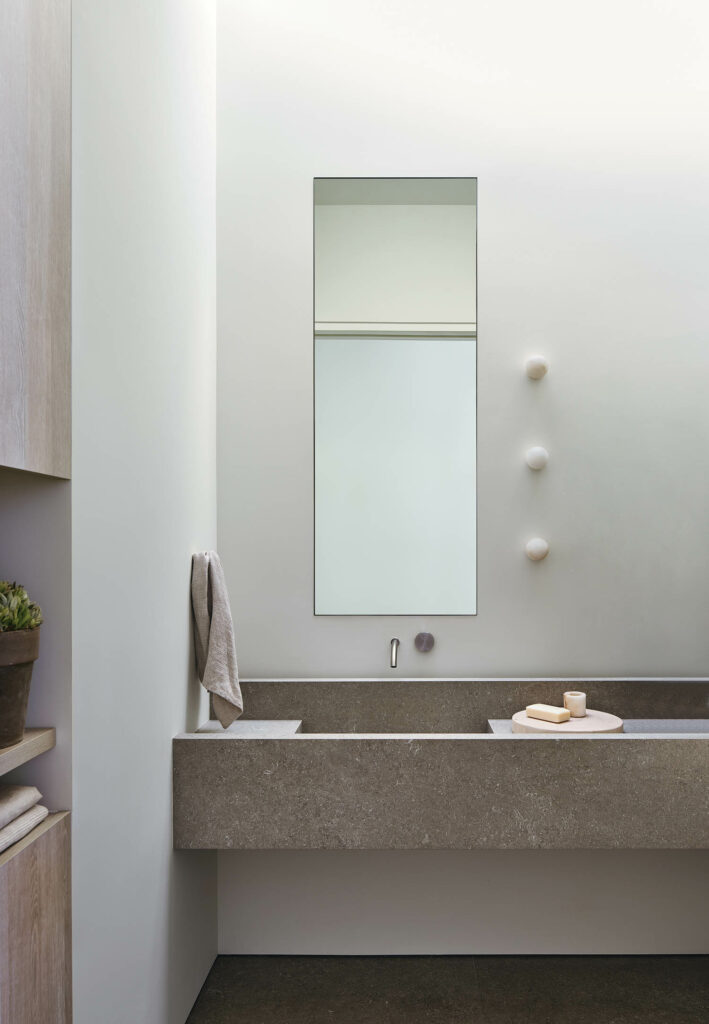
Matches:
[[174, 680, 709, 851], [197, 717, 709, 736]]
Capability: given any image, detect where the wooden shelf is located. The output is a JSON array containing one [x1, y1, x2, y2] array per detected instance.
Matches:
[[0, 728, 56, 778]]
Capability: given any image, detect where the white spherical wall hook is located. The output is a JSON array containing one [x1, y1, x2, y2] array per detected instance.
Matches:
[[525, 446, 549, 470], [525, 537, 550, 561], [525, 355, 549, 380]]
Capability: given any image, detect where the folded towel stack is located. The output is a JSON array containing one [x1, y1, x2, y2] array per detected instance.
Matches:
[[0, 785, 48, 854]]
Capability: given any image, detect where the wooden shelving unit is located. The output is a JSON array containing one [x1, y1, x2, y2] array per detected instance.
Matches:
[[0, 728, 56, 778], [0, 0, 72, 1016]]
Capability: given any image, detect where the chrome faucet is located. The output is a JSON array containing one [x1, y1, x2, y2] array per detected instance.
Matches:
[[390, 637, 400, 668]]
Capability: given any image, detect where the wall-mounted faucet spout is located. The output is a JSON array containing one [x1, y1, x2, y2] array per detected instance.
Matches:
[[390, 638, 400, 668]]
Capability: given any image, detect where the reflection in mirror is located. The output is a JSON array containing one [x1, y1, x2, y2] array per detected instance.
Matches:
[[314, 178, 477, 615]]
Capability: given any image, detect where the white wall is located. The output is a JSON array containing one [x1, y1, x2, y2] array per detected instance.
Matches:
[[72, 3, 217, 1021], [218, 0, 709, 680], [219, 850, 709, 955], [217, 0, 709, 955]]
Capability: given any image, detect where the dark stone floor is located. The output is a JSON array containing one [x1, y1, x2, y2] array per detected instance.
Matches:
[[186, 955, 709, 1023]]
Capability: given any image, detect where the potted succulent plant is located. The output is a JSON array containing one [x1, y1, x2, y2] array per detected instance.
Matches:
[[0, 581, 42, 748]]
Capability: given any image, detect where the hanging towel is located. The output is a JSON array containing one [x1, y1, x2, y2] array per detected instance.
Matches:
[[0, 785, 42, 830], [0, 803, 48, 854], [191, 551, 243, 728]]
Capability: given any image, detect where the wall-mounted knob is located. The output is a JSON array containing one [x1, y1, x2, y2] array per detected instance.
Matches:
[[525, 446, 549, 470], [525, 537, 550, 561], [525, 355, 549, 380], [414, 632, 435, 652]]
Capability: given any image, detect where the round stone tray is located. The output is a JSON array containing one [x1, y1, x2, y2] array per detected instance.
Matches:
[[511, 709, 624, 734]]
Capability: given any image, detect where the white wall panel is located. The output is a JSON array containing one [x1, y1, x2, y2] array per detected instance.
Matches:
[[72, 2, 218, 1020], [217, 0, 709, 954]]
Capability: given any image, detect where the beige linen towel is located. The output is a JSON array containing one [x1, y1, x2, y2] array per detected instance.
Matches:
[[191, 551, 243, 728], [0, 803, 48, 853], [0, 785, 42, 830]]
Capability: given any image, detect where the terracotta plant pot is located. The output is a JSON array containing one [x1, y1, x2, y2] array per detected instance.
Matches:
[[0, 628, 40, 749]]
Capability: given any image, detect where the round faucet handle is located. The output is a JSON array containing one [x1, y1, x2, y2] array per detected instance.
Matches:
[[414, 632, 435, 652]]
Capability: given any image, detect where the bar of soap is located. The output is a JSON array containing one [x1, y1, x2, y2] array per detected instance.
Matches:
[[525, 703, 571, 724]]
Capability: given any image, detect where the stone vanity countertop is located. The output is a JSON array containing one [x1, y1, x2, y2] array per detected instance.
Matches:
[[173, 729, 709, 852], [174, 680, 709, 852], [187, 722, 709, 738]]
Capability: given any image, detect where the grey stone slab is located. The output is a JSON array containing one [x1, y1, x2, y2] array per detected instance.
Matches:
[[195, 720, 302, 736], [238, 679, 709, 734], [173, 733, 709, 850]]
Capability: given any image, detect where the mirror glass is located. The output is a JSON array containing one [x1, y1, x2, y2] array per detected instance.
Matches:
[[314, 178, 477, 615]]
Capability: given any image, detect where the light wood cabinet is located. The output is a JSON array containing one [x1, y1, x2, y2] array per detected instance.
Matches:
[[0, 812, 72, 1023], [0, 0, 71, 478]]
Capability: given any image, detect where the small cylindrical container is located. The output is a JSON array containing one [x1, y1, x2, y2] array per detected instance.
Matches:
[[563, 690, 587, 718]]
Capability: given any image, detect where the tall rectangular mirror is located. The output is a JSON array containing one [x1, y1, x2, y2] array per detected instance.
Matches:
[[314, 178, 477, 614]]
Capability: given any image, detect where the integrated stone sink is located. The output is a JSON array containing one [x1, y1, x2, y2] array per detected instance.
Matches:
[[173, 680, 709, 852], [195, 716, 709, 738], [202, 716, 709, 737]]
